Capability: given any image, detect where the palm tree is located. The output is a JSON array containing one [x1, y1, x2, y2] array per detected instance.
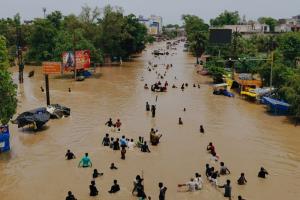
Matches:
[[191, 31, 207, 64]]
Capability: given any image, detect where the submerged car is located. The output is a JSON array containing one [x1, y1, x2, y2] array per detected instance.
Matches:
[[12, 107, 50, 130], [47, 104, 71, 119]]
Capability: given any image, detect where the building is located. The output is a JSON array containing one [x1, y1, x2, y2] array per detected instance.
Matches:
[[223, 23, 270, 34], [276, 15, 300, 32], [138, 15, 163, 35]]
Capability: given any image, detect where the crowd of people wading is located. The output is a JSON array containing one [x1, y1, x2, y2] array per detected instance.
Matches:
[[65, 40, 269, 200]]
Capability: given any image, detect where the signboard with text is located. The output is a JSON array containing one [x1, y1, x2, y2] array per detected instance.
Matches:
[[42, 62, 61, 74]]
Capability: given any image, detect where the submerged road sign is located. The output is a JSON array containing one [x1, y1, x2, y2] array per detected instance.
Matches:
[[42, 62, 61, 74]]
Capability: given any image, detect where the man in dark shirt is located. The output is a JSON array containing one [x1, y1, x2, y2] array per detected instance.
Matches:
[[159, 182, 167, 200], [113, 138, 120, 150], [108, 180, 120, 193], [102, 133, 110, 146], [65, 150, 76, 160], [89, 180, 99, 196], [205, 164, 212, 178], [141, 141, 151, 153], [105, 118, 113, 127], [66, 191, 77, 200], [258, 167, 269, 178], [218, 179, 232, 199]]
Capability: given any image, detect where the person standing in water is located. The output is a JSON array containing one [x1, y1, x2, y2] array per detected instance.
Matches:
[[238, 195, 246, 200], [258, 167, 269, 178], [65, 149, 76, 160], [200, 125, 205, 133], [105, 118, 113, 127], [115, 119, 122, 131], [141, 141, 151, 153], [66, 191, 77, 200], [151, 105, 156, 118], [121, 146, 126, 160], [220, 162, 231, 175], [218, 179, 232, 199], [93, 169, 104, 178], [108, 180, 120, 193], [89, 180, 99, 196], [159, 182, 167, 200], [102, 133, 110, 146], [78, 153, 92, 168], [237, 173, 247, 185], [178, 117, 183, 125], [110, 163, 118, 170], [146, 102, 150, 111]]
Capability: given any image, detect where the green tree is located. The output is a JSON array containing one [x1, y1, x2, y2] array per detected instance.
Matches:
[[0, 36, 17, 125], [26, 18, 57, 62], [210, 10, 240, 27], [190, 32, 207, 64], [279, 72, 300, 120], [258, 17, 278, 32], [182, 15, 209, 63], [277, 32, 300, 66]]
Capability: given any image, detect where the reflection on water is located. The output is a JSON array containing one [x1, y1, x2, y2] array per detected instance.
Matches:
[[0, 42, 300, 200]]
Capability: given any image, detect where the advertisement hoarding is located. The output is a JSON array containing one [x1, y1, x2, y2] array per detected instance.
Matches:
[[62, 50, 90, 72]]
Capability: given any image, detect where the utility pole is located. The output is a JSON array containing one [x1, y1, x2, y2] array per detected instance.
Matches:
[[17, 25, 23, 84], [73, 32, 77, 81], [270, 51, 274, 88], [269, 36, 275, 88], [42, 8, 50, 105], [43, 7, 47, 18]]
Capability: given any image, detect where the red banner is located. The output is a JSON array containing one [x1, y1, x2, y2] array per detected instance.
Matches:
[[75, 50, 90, 70], [62, 50, 90, 72]]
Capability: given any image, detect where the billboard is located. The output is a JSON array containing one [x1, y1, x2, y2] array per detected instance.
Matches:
[[62, 52, 75, 72], [209, 29, 232, 44], [42, 62, 61, 74], [75, 50, 90, 70], [62, 50, 90, 72]]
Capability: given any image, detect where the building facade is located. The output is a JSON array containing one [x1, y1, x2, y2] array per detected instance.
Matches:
[[138, 15, 163, 35]]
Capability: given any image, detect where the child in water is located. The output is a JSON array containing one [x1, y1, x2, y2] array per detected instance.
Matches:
[[178, 117, 183, 125], [121, 147, 126, 160], [110, 163, 118, 170], [93, 169, 103, 178]]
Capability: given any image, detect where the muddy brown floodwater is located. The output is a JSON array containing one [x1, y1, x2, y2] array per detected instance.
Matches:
[[0, 41, 300, 200]]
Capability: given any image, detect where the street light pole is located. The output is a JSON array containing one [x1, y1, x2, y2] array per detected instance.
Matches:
[[73, 32, 77, 81], [43, 8, 46, 19], [270, 51, 274, 88]]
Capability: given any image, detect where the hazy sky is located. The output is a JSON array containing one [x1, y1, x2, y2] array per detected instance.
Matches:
[[0, 0, 299, 24]]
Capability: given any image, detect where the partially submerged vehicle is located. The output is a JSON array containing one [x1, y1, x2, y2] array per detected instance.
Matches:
[[213, 83, 234, 97], [12, 108, 50, 130], [47, 104, 71, 119]]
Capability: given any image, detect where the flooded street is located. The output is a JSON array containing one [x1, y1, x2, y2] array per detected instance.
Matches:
[[1, 41, 300, 200]]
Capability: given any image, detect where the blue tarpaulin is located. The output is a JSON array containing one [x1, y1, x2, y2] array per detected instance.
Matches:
[[0, 125, 10, 152], [262, 97, 290, 114]]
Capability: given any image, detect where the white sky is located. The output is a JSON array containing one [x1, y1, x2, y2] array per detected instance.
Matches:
[[0, 0, 299, 24]]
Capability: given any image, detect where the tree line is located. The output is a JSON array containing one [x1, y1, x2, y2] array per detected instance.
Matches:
[[0, 5, 154, 125], [0, 5, 153, 65], [182, 11, 300, 121]]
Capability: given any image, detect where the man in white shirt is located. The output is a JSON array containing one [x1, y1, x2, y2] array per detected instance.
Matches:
[[194, 173, 203, 190], [127, 139, 135, 149], [186, 178, 197, 192]]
